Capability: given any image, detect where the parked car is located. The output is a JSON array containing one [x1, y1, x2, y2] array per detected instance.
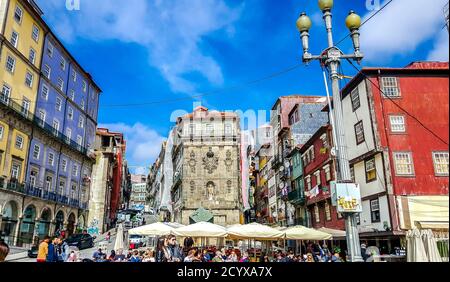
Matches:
[[65, 233, 95, 250], [27, 246, 38, 258]]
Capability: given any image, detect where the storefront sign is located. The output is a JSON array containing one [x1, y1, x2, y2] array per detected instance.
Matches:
[[331, 182, 362, 213]]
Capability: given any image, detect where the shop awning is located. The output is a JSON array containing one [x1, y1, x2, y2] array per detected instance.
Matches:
[[415, 221, 449, 230]]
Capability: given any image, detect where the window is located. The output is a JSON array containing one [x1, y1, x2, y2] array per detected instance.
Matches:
[[78, 117, 84, 128], [81, 100, 85, 110], [350, 165, 355, 183], [11, 164, 20, 179], [10, 31, 19, 48], [38, 110, 45, 126], [43, 64, 51, 79], [314, 205, 320, 223], [6, 55, 16, 73], [381, 77, 400, 98], [48, 153, 55, 166], [25, 71, 34, 88], [72, 165, 78, 177], [57, 78, 64, 91], [29, 48, 36, 64], [33, 144, 40, 159], [52, 119, 59, 135], [45, 176, 52, 191], [225, 123, 232, 135], [14, 5, 23, 23], [59, 181, 65, 195], [354, 121, 365, 145], [30, 171, 37, 187], [66, 128, 72, 141], [21, 98, 30, 116], [370, 199, 381, 223], [1, 84, 11, 104], [82, 81, 87, 92], [393, 152, 414, 176], [314, 171, 321, 186], [15, 135, 24, 149], [60, 58, 66, 71], [365, 158, 376, 182], [71, 185, 77, 198], [72, 70, 77, 82], [306, 176, 311, 191], [0, 125, 3, 139], [32, 25, 40, 42], [390, 115, 406, 133], [47, 43, 54, 57], [206, 124, 214, 135], [55, 97, 62, 111], [350, 87, 360, 111], [433, 152, 449, 176], [325, 201, 331, 221], [68, 107, 74, 120], [76, 135, 82, 146], [69, 90, 75, 101], [41, 84, 49, 100], [324, 165, 331, 181], [62, 159, 67, 172], [320, 133, 328, 148]]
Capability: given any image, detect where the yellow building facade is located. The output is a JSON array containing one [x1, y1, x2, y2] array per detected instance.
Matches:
[[0, 0, 45, 184]]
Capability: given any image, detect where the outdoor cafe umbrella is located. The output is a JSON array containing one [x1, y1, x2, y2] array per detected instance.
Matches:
[[317, 227, 346, 239], [227, 223, 284, 240], [114, 223, 125, 252], [173, 221, 228, 238], [128, 222, 179, 236], [406, 228, 428, 262], [283, 225, 332, 240], [421, 229, 442, 262]]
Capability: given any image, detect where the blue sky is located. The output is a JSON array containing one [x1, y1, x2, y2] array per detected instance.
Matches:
[[36, 0, 449, 173]]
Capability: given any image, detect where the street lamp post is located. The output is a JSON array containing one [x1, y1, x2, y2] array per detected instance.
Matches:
[[296, 0, 364, 262]]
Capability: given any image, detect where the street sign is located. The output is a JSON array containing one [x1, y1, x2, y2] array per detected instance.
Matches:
[[335, 183, 362, 213]]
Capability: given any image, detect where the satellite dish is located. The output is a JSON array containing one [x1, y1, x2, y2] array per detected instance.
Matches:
[[279, 166, 285, 172], [284, 161, 290, 168]]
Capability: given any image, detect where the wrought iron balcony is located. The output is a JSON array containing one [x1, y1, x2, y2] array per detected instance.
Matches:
[[25, 184, 43, 198], [271, 155, 282, 169], [287, 189, 306, 206], [0, 94, 90, 157], [5, 181, 26, 194]]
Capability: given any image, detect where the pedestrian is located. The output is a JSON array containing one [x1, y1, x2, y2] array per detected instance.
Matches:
[[37, 236, 51, 263], [106, 232, 111, 243], [192, 249, 202, 262], [108, 250, 116, 261], [156, 236, 171, 262], [331, 251, 342, 262], [46, 237, 59, 262], [183, 237, 194, 257], [115, 249, 126, 262], [239, 251, 250, 262], [66, 251, 77, 262], [130, 250, 142, 262], [0, 240, 10, 262], [202, 249, 211, 262], [167, 235, 183, 262], [184, 249, 196, 262], [60, 237, 70, 262], [212, 251, 224, 262], [227, 250, 239, 262], [361, 243, 368, 262], [92, 248, 104, 261], [305, 253, 315, 262]]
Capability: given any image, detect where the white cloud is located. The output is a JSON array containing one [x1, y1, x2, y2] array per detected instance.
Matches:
[[427, 29, 449, 61], [360, 0, 448, 63], [37, 0, 242, 94], [98, 122, 166, 174]]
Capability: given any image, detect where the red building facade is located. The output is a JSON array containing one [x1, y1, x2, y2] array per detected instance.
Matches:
[[300, 125, 345, 230], [341, 61, 449, 234]]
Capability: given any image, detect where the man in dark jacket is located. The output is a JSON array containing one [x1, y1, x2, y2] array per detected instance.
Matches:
[[46, 237, 59, 262], [167, 235, 183, 262]]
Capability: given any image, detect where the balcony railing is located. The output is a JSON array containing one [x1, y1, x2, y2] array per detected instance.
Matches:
[[271, 155, 282, 169], [288, 189, 306, 206], [6, 181, 25, 194], [0, 95, 89, 156]]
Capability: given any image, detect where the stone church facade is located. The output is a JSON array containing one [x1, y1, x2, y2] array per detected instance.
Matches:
[[171, 106, 242, 226]]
